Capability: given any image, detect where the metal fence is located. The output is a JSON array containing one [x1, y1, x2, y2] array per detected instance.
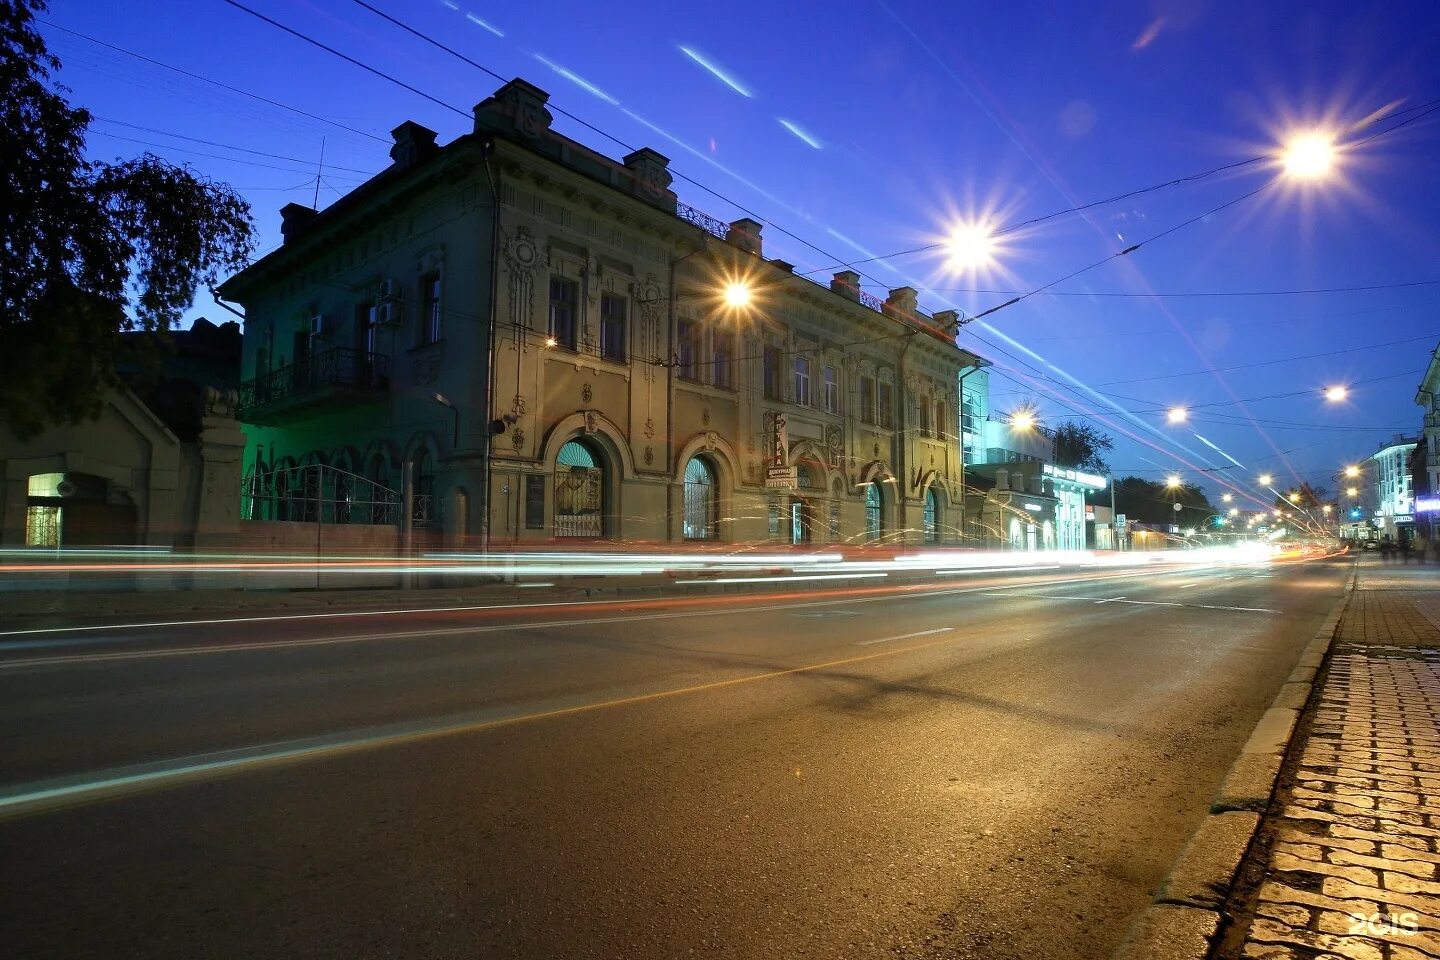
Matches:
[[242, 464, 400, 526]]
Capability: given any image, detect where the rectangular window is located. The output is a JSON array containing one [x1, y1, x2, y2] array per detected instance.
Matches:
[[600, 293, 626, 362], [677, 319, 698, 380], [878, 381, 895, 428], [859, 376, 876, 424], [919, 395, 932, 437], [549, 277, 578, 350], [711, 331, 733, 389], [421, 273, 442, 344], [763, 346, 784, 401], [935, 397, 946, 438], [823, 366, 838, 414], [793, 355, 811, 407]]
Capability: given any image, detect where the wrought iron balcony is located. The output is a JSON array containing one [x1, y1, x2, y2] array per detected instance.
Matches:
[[237, 347, 390, 425]]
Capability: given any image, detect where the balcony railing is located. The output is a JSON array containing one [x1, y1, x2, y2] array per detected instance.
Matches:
[[238, 347, 390, 424]]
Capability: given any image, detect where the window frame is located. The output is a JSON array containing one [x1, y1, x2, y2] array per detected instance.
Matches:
[[599, 292, 627, 363], [419, 272, 443, 345], [793, 355, 811, 407], [823, 365, 838, 414], [877, 381, 895, 429], [676, 318, 699, 381], [859, 375, 876, 424], [548, 276, 579, 352], [763, 346, 784, 401], [711, 329, 734, 389]]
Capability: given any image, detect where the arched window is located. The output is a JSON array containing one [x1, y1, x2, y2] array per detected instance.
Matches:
[[555, 440, 604, 538], [865, 482, 883, 541], [682, 456, 716, 540], [924, 488, 939, 543]]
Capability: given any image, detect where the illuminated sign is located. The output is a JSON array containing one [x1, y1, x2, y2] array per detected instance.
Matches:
[[1042, 463, 1107, 489], [1023, 502, 1042, 512], [1417, 497, 1440, 513]]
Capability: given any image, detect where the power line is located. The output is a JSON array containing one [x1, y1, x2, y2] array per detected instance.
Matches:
[[864, 278, 1440, 298], [90, 116, 376, 175], [1093, 333, 1437, 387], [86, 129, 368, 181], [38, 19, 389, 143]]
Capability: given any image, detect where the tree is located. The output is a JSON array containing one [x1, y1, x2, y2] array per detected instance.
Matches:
[[1051, 421, 1114, 474], [1113, 476, 1218, 526], [0, 0, 254, 438]]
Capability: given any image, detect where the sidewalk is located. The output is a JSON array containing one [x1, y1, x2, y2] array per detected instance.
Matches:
[[1209, 557, 1440, 959]]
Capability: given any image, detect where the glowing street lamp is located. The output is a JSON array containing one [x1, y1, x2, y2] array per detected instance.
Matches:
[[1281, 130, 1337, 180], [1221, 493, 1233, 503], [1324, 385, 1349, 402], [1346, 486, 1358, 497], [1166, 474, 1182, 489], [1322, 504, 1333, 515], [722, 281, 753, 309], [1259, 473, 1274, 487], [1229, 508, 1239, 517], [1343, 465, 1360, 478], [1166, 406, 1188, 424], [1009, 408, 1037, 431]]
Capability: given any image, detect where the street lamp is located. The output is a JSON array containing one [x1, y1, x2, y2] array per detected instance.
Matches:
[[1166, 474, 1182, 489], [1343, 465, 1360, 478], [1221, 493, 1233, 503], [431, 392, 459, 447], [1166, 407, 1188, 424], [1325, 385, 1349, 402], [1010, 408, 1038, 431], [1259, 473, 1274, 487], [1346, 486, 1358, 497]]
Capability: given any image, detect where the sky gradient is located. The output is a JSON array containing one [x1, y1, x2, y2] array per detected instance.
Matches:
[[40, 0, 1440, 512]]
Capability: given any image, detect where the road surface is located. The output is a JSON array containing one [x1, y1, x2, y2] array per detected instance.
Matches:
[[0, 556, 1350, 959]]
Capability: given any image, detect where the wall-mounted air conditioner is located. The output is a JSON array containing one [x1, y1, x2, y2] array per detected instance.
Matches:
[[376, 279, 403, 325]]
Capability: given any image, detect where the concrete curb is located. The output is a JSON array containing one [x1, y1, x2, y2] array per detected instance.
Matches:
[[1108, 559, 1358, 960]]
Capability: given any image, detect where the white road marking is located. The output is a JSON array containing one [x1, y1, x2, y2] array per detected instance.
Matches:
[[857, 627, 953, 646], [1179, 583, 1198, 588], [1094, 596, 1127, 604]]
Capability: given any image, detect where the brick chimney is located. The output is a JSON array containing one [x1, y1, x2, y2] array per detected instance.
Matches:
[[279, 203, 318, 243], [389, 120, 439, 169], [622, 147, 675, 210], [831, 270, 861, 300], [885, 287, 919, 315], [726, 218, 763, 256]]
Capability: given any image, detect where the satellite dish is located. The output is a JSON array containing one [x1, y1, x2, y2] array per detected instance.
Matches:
[[56, 480, 77, 498]]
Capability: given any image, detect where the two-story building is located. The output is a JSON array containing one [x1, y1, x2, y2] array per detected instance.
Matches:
[[217, 78, 986, 552]]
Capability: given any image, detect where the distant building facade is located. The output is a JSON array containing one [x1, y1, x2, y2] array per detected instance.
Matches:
[[218, 78, 986, 551], [1369, 434, 1417, 541], [1415, 343, 1440, 549], [0, 319, 247, 550]]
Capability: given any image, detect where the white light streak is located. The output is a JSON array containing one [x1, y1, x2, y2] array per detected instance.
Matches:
[[678, 46, 753, 97], [777, 118, 822, 149], [533, 54, 616, 104], [464, 11, 503, 36]]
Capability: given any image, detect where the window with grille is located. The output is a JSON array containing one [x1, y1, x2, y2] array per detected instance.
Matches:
[[683, 457, 716, 540], [600, 293, 626, 362], [549, 277, 578, 350], [865, 482, 882, 540]]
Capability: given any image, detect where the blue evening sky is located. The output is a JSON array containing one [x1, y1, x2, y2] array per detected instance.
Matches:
[[39, 0, 1440, 509]]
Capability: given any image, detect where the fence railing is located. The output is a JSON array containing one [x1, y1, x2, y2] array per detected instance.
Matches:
[[242, 464, 400, 526]]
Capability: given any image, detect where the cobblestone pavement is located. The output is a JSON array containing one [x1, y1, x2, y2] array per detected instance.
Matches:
[[1222, 558, 1440, 960]]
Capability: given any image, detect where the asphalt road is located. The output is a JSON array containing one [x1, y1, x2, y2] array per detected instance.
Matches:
[[0, 556, 1352, 959]]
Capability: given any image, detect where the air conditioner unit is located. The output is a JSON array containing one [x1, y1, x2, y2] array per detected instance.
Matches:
[[375, 279, 403, 325]]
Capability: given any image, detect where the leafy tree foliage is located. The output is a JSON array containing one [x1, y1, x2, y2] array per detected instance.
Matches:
[[1050, 421, 1114, 474], [0, 0, 254, 438], [1112, 476, 1218, 525]]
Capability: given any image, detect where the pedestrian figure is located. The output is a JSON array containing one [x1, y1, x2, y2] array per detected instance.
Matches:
[[1381, 537, 1394, 562], [1399, 537, 1413, 564]]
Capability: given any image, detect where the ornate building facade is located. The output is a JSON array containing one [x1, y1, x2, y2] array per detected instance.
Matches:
[[219, 78, 984, 550]]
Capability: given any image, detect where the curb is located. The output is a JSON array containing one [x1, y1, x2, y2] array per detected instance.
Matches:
[[1109, 559, 1358, 960]]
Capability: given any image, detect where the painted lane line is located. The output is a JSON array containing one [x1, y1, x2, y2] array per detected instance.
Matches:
[[0, 631, 965, 820], [1109, 599, 1185, 608], [857, 627, 953, 646], [1094, 596, 1128, 604], [1179, 583, 1199, 588], [672, 573, 888, 585], [982, 593, 1276, 614]]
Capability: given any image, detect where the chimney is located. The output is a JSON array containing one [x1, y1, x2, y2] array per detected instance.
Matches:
[[885, 287, 918, 315], [389, 120, 439, 169], [995, 468, 1009, 490], [279, 203, 318, 243], [830, 270, 861, 300], [771, 260, 795, 274], [933, 309, 960, 333], [622, 147, 675, 210], [726, 218, 763, 256], [474, 78, 553, 139]]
